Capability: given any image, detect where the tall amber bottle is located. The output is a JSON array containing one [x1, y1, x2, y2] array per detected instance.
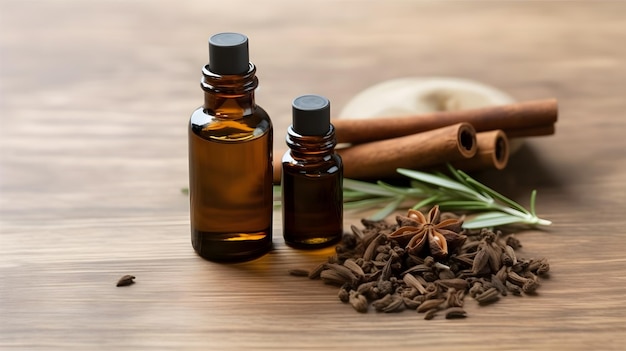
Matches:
[[282, 95, 343, 249], [189, 33, 273, 261]]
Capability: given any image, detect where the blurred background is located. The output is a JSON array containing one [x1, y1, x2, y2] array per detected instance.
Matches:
[[2, 0, 624, 223], [2, 1, 626, 349]]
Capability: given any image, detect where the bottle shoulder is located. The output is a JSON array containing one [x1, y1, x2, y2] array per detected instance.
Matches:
[[190, 107, 272, 141], [282, 151, 342, 175]]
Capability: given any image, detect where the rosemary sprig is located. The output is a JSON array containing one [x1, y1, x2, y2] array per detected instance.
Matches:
[[273, 185, 282, 207], [343, 164, 551, 229]]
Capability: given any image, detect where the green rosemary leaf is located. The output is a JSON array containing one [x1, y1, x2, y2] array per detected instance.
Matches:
[[530, 189, 538, 217], [343, 189, 374, 201], [411, 195, 441, 210], [273, 185, 282, 203], [343, 197, 394, 210], [444, 169, 493, 203], [397, 168, 480, 197], [455, 170, 529, 214], [446, 163, 471, 186], [410, 179, 435, 193], [437, 200, 493, 211], [463, 212, 526, 229], [370, 196, 405, 221], [466, 211, 511, 220], [343, 178, 397, 197], [409, 183, 458, 203], [535, 217, 553, 226], [376, 181, 425, 196]]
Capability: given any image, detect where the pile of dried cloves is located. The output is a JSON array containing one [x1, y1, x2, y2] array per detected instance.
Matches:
[[289, 206, 550, 320]]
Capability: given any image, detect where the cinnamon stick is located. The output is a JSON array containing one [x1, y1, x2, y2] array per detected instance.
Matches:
[[333, 98, 557, 144], [503, 124, 555, 139], [273, 160, 282, 184], [452, 130, 509, 172], [336, 123, 477, 180]]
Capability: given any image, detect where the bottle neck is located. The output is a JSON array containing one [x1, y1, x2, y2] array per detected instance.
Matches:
[[201, 63, 258, 119], [286, 125, 337, 159]]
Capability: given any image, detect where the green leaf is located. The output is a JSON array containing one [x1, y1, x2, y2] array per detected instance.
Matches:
[[343, 197, 394, 210], [463, 212, 526, 229], [446, 163, 471, 186], [465, 211, 510, 220], [376, 181, 425, 196], [437, 200, 493, 211], [411, 195, 440, 210], [369, 196, 405, 221], [343, 178, 396, 197], [397, 168, 480, 197], [463, 177, 529, 214], [530, 189, 537, 216], [408, 180, 433, 192], [343, 189, 374, 201]]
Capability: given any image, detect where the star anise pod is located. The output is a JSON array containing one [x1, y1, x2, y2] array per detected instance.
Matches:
[[387, 206, 466, 259]]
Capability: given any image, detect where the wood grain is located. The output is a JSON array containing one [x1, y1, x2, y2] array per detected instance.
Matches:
[[1, 1, 625, 350]]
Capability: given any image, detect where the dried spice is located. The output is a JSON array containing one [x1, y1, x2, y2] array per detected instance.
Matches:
[[288, 269, 310, 277], [116, 275, 135, 287], [289, 207, 551, 320], [445, 307, 468, 319], [389, 206, 466, 258]]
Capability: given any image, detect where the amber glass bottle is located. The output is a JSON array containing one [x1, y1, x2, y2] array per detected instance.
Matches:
[[281, 95, 343, 249], [188, 33, 273, 261]]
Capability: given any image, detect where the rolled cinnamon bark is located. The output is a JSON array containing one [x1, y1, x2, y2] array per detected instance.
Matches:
[[336, 123, 477, 180], [503, 124, 555, 139], [273, 161, 281, 184], [333, 98, 557, 144], [452, 130, 509, 171]]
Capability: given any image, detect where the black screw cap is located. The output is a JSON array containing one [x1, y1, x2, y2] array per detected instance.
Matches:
[[292, 95, 331, 136], [208, 32, 250, 75]]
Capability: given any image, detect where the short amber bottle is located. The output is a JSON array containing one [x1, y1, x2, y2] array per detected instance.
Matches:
[[188, 33, 273, 261], [281, 95, 343, 249]]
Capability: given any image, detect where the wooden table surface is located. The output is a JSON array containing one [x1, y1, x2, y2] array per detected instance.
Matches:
[[1, 1, 625, 350]]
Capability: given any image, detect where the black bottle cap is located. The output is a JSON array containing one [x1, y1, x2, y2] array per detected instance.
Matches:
[[208, 32, 250, 75], [292, 95, 331, 136]]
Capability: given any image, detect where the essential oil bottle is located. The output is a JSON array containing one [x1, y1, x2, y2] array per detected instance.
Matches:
[[188, 33, 273, 261], [281, 95, 343, 249]]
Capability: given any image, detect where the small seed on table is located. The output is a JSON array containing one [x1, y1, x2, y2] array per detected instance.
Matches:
[[417, 298, 445, 313], [424, 308, 438, 320], [116, 275, 135, 287], [288, 269, 310, 277], [445, 307, 468, 319], [475, 287, 500, 304]]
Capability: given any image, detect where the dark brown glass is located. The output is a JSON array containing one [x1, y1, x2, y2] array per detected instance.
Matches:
[[281, 125, 343, 249], [189, 64, 273, 261]]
